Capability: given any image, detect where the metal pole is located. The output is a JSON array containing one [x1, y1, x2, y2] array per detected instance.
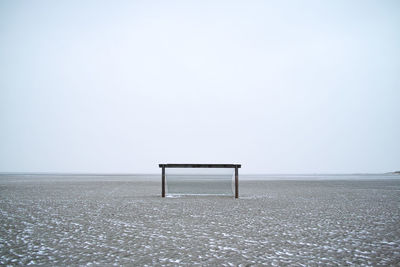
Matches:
[[235, 167, 239, 199], [162, 167, 165, 198]]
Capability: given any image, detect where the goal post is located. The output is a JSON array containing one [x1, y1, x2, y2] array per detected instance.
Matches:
[[159, 164, 241, 198]]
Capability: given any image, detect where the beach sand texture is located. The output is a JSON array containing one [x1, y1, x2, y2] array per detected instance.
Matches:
[[1, 176, 399, 265]]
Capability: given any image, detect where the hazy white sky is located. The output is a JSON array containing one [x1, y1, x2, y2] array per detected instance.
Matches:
[[1, 0, 399, 173]]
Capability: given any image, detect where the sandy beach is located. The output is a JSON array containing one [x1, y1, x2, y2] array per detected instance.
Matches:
[[1, 175, 399, 265]]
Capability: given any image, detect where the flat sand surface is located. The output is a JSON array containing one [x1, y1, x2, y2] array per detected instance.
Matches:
[[1, 175, 400, 265]]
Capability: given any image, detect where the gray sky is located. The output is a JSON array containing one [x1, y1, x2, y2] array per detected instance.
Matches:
[[1, 0, 399, 173]]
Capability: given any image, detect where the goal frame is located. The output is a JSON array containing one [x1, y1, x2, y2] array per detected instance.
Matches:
[[159, 164, 241, 198]]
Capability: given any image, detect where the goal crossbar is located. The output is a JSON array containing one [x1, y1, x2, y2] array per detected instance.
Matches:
[[159, 164, 241, 198]]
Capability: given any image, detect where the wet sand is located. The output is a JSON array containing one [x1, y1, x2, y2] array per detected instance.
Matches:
[[1, 176, 399, 265]]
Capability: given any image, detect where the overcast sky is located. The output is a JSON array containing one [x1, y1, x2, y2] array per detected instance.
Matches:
[[1, 0, 399, 174]]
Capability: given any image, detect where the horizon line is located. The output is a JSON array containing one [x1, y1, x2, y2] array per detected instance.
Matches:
[[0, 171, 398, 176]]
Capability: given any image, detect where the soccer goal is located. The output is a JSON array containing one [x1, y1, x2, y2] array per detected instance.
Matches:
[[159, 164, 241, 198]]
